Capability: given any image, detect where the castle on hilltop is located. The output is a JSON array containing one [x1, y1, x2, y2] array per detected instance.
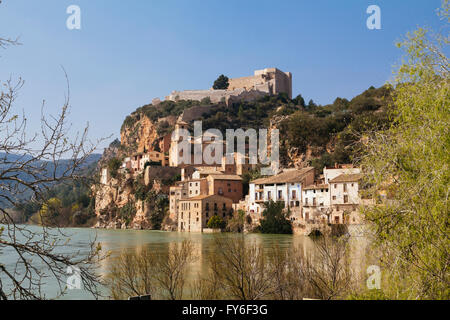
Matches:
[[162, 68, 292, 105]]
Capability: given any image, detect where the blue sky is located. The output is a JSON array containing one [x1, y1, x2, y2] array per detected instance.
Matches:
[[0, 0, 444, 150]]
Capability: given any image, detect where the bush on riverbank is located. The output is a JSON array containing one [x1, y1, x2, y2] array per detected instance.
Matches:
[[257, 201, 292, 234]]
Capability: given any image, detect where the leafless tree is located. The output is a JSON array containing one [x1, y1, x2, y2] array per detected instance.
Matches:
[[266, 245, 306, 300], [107, 248, 156, 300], [208, 236, 275, 300], [0, 34, 106, 299], [300, 236, 355, 300], [107, 241, 195, 300], [153, 240, 195, 300]]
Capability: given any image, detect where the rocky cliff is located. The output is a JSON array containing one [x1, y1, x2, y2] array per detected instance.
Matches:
[[93, 85, 392, 230]]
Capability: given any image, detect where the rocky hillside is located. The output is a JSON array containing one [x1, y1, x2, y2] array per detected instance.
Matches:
[[95, 85, 392, 230]]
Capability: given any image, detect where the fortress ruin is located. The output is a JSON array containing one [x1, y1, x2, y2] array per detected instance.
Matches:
[[165, 68, 292, 105]]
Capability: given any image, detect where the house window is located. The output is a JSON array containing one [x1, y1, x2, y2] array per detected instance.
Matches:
[[292, 190, 297, 199], [218, 188, 223, 195], [305, 198, 308, 206], [278, 190, 283, 200], [313, 198, 316, 206], [344, 184, 347, 192], [332, 196, 336, 200], [334, 184, 337, 188], [344, 195, 348, 203]]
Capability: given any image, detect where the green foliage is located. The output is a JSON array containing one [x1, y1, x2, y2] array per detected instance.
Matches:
[[134, 180, 148, 201], [108, 158, 122, 179], [119, 202, 136, 226], [162, 174, 181, 186], [347, 290, 390, 300], [361, 7, 449, 299], [258, 201, 292, 234], [279, 85, 392, 170], [212, 74, 229, 90], [148, 194, 169, 229], [156, 120, 172, 136], [241, 168, 261, 196], [207, 215, 226, 229]]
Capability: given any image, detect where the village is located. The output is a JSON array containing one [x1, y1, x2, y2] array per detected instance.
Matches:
[[98, 68, 375, 235], [100, 132, 373, 235]]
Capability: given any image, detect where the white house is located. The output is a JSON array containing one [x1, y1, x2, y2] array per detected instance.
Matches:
[[302, 184, 330, 222], [329, 173, 363, 224], [323, 165, 361, 184], [100, 167, 110, 185], [247, 167, 315, 222]]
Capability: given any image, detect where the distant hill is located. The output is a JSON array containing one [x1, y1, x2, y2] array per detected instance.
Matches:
[[0, 153, 102, 206]]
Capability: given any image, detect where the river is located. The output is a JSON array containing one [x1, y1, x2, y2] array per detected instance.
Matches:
[[0, 226, 369, 300]]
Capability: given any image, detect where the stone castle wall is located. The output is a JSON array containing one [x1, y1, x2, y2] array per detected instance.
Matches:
[[165, 68, 292, 105]]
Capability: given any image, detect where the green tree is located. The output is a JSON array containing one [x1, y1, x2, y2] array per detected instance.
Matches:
[[259, 201, 292, 234], [361, 3, 449, 299], [213, 74, 229, 90], [108, 157, 122, 179], [207, 215, 226, 229]]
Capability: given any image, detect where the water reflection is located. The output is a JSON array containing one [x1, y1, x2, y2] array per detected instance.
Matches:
[[1, 226, 370, 300]]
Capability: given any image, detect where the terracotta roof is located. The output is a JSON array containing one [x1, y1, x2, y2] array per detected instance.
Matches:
[[181, 194, 233, 202], [208, 174, 242, 181], [329, 173, 363, 183], [304, 184, 329, 190], [251, 167, 314, 185]]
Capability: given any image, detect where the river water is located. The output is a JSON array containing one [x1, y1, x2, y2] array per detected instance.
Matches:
[[0, 226, 369, 300]]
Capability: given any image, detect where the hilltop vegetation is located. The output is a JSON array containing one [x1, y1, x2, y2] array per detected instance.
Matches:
[[119, 85, 392, 173]]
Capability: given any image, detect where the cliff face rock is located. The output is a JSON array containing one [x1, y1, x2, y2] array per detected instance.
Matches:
[[120, 114, 176, 155]]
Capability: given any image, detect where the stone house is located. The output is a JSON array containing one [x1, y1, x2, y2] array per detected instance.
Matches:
[[100, 167, 110, 185], [323, 164, 361, 184], [169, 182, 188, 223], [206, 174, 243, 204], [302, 184, 331, 223], [329, 173, 364, 224], [139, 151, 167, 169], [178, 195, 233, 232]]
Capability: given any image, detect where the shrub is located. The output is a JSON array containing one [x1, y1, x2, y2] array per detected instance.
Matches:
[[259, 201, 292, 234], [207, 215, 226, 229]]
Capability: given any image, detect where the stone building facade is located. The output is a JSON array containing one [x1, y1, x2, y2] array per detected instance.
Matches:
[[165, 67, 292, 104], [178, 195, 233, 232]]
